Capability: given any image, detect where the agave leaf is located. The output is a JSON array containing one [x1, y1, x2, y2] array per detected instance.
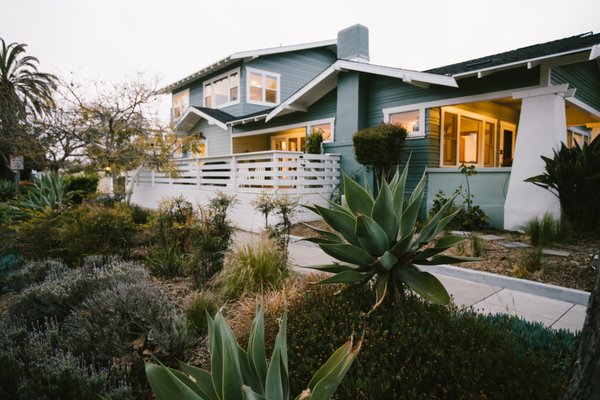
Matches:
[[326, 199, 355, 218], [417, 254, 481, 265], [304, 340, 351, 391], [247, 307, 267, 393], [412, 235, 466, 262], [213, 313, 244, 399], [355, 214, 389, 256], [395, 266, 450, 305], [408, 172, 427, 205], [303, 224, 343, 243], [344, 175, 374, 216], [303, 237, 341, 246], [399, 174, 426, 240], [302, 204, 319, 214], [373, 271, 390, 311], [378, 251, 398, 271], [265, 310, 288, 400], [319, 270, 373, 284], [319, 243, 376, 266], [416, 195, 458, 244], [206, 312, 224, 398], [242, 386, 266, 400], [390, 232, 414, 258], [391, 161, 409, 215], [145, 364, 205, 400], [420, 209, 461, 248], [307, 338, 362, 400], [304, 263, 361, 273], [179, 363, 219, 399], [315, 205, 359, 246], [371, 179, 397, 244]]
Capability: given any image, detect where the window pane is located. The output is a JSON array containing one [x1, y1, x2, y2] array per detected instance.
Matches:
[[250, 72, 262, 88], [204, 83, 211, 108], [230, 73, 238, 101], [266, 75, 277, 90], [390, 110, 419, 133], [265, 89, 277, 103], [249, 72, 262, 101], [484, 122, 495, 167], [459, 116, 480, 164], [250, 86, 262, 101], [311, 123, 332, 142], [442, 112, 457, 166], [213, 77, 228, 106]]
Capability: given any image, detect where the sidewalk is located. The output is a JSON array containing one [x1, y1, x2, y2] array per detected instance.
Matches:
[[234, 231, 589, 333]]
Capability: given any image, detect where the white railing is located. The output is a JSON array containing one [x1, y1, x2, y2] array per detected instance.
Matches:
[[133, 151, 341, 194]]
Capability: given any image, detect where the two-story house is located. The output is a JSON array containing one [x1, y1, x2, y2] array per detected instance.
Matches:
[[130, 24, 600, 232]]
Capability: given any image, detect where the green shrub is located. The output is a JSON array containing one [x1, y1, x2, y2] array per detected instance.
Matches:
[[524, 211, 569, 247], [305, 128, 324, 154], [0, 318, 132, 400], [0, 179, 17, 202], [63, 282, 197, 394], [186, 291, 221, 335], [145, 241, 186, 278], [521, 246, 544, 272], [526, 136, 600, 234], [284, 284, 577, 399], [150, 196, 197, 251], [5, 258, 69, 292], [0, 254, 21, 292], [9, 208, 63, 260], [218, 240, 289, 299], [13, 172, 77, 217], [352, 123, 407, 184], [64, 174, 99, 204], [428, 190, 488, 231], [187, 193, 235, 287], [8, 258, 148, 325]]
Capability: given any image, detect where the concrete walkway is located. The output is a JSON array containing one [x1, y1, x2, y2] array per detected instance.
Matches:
[[234, 231, 590, 333]]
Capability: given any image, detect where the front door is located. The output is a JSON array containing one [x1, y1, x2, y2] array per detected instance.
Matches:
[[499, 122, 517, 167]]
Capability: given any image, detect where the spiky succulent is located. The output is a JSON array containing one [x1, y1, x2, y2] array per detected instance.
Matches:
[[305, 162, 474, 309]]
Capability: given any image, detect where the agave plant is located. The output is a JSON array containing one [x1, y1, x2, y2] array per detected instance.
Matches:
[[304, 162, 475, 309], [146, 306, 360, 400], [13, 173, 78, 216]]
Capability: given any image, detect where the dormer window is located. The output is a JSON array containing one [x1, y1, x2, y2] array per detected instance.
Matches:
[[203, 69, 240, 109], [247, 67, 280, 105], [172, 89, 189, 120]]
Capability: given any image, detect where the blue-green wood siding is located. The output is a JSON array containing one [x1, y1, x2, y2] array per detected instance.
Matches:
[[551, 61, 600, 111], [189, 120, 230, 156]]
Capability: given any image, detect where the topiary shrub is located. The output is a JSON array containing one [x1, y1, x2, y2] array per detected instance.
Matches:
[[352, 123, 407, 185], [283, 283, 577, 399], [526, 136, 600, 234]]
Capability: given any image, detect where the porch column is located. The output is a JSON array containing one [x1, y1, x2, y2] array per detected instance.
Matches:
[[504, 84, 569, 230]]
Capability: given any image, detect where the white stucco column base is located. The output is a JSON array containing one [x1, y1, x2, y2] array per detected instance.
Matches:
[[504, 85, 569, 231]]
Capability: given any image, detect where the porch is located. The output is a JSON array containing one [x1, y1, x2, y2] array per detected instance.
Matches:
[[129, 150, 341, 231]]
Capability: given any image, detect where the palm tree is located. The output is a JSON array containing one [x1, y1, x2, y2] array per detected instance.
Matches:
[[0, 38, 57, 176]]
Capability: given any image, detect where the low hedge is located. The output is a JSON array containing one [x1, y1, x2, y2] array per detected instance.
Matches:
[[283, 284, 578, 399]]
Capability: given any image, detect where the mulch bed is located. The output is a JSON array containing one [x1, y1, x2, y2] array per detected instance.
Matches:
[[292, 220, 598, 292]]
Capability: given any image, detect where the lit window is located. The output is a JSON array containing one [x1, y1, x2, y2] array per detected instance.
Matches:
[[442, 112, 457, 166], [172, 90, 189, 120], [247, 68, 280, 105], [390, 110, 420, 136], [310, 123, 333, 142], [483, 122, 495, 167], [459, 117, 480, 164], [203, 69, 240, 109]]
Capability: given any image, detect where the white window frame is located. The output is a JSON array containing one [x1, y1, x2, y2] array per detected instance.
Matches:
[[382, 105, 426, 139], [203, 68, 240, 109], [172, 89, 190, 121], [307, 118, 335, 143], [440, 106, 499, 168], [246, 67, 281, 106]]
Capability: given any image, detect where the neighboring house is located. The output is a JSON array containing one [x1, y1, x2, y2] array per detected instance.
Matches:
[[130, 24, 600, 231]]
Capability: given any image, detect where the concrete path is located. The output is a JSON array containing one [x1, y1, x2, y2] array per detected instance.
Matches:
[[234, 231, 590, 333]]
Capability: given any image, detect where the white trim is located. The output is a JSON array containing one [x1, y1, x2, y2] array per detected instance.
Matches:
[[174, 107, 228, 131], [232, 117, 335, 138], [308, 118, 336, 143], [499, 122, 517, 168], [383, 106, 426, 139], [511, 83, 569, 99], [246, 67, 281, 106], [159, 39, 336, 94], [452, 46, 597, 79], [566, 96, 600, 120], [589, 44, 600, 60], [203, 68, 241, 109]]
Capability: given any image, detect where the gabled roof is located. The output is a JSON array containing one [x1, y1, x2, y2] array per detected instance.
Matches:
[[266, 59, 457, 121], [427, 32, 600, 77], [160, 39, 337, 94], [174, 106, 277, 133]]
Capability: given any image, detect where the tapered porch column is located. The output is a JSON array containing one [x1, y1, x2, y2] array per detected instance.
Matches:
[[504, 84, 570, 230]]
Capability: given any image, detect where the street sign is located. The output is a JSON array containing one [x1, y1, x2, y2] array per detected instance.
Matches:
[[10, 156, 24, 171]]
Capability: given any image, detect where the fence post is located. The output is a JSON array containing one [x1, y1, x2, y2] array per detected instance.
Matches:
[[151, 170, 155, 187], [231, 155, 238, 194]]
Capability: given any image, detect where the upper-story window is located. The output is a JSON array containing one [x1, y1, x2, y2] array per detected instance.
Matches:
[[203, 69, 240, 109], [172, 89, 189, 120], [247, 67, 280, 105]]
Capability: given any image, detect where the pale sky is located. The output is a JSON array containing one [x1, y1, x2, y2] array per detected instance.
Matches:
[[2, 0, 599, 118]]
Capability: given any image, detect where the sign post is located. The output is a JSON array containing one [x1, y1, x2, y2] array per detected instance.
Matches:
[[10, 155, 24, 193]]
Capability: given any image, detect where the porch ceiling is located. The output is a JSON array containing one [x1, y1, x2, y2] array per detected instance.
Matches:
[[566, 102, 600, 126]]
